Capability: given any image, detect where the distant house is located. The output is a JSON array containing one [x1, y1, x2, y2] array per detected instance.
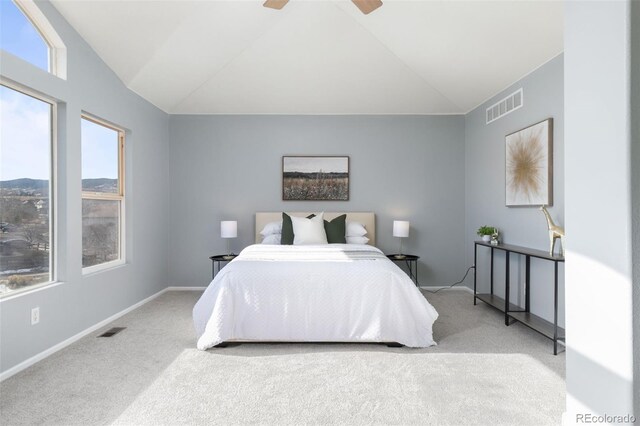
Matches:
[[35, 200, 48, 211]]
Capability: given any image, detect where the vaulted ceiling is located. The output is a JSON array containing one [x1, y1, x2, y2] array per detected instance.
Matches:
[[51, 0, 563, 114]]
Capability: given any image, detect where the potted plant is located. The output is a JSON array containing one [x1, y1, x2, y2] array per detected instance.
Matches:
[[477, 225, 497, 242]]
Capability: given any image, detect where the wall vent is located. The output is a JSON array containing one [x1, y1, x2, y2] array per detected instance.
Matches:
[[486, 88, 523, 124], [98, 327, 126, 337]]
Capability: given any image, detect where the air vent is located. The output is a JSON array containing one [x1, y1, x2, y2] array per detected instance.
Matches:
[[486, 88, 523, 124], [98, 327, 126, 337]]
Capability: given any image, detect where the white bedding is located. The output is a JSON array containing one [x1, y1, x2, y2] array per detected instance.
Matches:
[[193, 244, 438, 349]]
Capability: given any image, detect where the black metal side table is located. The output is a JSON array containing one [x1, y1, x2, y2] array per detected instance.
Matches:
[[209, 254, 237, 279], [386, 254, 419, 286], [473, 241, 565, 355]]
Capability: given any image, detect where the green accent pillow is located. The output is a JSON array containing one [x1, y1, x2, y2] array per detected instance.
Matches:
[[324, 214, 346, 244], [281, 212, 315, 245]]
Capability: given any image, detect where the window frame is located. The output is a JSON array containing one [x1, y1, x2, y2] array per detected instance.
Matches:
[[0, 79, 57, 300], [80, 114, 126, 275]]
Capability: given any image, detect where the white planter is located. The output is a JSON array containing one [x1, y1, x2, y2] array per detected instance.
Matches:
[[482, 235, 491, 242]]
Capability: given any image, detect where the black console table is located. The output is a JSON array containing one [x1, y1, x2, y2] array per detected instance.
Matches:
[[473, 241, 565, 355]]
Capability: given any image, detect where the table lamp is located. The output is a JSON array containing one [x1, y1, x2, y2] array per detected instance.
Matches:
[[393, 220, 410, 259], [221, 220, 237, 259]]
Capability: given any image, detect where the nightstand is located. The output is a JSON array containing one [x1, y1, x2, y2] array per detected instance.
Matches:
[[209, 254, 237, 279], [386, 254, 420, 286]]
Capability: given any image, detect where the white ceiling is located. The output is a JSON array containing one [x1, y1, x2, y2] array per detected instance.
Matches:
[[51, 0, 563, 114]]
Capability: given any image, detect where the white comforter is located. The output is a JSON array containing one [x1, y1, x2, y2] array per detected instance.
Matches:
[[193, 244, 438, 349]]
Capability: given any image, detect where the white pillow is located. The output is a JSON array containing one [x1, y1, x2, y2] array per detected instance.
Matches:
[[260, 220, 282, 237], [292, 212, 328, 245], [346, 236, 369, 245], [261, 234, 281, 245], [346, 221, 367, 237]]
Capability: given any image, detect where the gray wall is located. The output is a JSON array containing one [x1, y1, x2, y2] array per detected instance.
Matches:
[[564, 0, 636, 421], [464, 55, 565, 326], [0, 1, 170, 374], [168, 115, 466, 289]]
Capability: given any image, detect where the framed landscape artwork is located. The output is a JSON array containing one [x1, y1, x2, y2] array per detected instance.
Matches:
[[282, 156, 349, 201], [505, 118, 553, 206]]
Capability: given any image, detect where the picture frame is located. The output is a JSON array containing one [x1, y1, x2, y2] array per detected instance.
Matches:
[[505, 118, 553, 207], [282, 156, 349, 201]]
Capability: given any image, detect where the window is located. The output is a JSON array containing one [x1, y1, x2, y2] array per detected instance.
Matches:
[[0, 0, 48, 71], [0, 0, 67, 78], [0, 84, 54, 296], [81, 116, 125, 271]]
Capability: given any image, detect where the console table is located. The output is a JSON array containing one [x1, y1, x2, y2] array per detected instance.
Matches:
[[473, 241, 565, 355]]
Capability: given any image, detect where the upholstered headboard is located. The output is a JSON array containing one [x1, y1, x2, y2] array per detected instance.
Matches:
[[255, 212, 376, 246]]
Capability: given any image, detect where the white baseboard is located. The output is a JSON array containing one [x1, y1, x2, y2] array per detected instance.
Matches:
[[0, 287, 169, 382], [419, 285, 474, 294], [0, 285, 209, 382], [166, 286, 206, 291], [3, 283, 475, 382]]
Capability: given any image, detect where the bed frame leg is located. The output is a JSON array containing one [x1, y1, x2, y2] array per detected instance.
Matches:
[[385, 342, 404, 347]]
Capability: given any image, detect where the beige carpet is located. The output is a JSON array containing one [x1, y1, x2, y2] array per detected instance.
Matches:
[[0, 290, 565, 425]]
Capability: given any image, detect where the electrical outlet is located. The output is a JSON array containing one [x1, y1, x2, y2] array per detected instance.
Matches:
[[31, 307, 40, 325]]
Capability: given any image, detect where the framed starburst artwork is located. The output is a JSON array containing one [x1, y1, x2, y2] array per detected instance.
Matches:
[[505, 118, 553, 206]]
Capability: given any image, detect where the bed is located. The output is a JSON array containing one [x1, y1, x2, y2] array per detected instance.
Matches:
[[193, 212, 438, 349]]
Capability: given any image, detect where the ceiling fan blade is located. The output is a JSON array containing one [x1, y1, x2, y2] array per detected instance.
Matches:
[[263, 0, 289, 10], [351, 0, 383, 15]]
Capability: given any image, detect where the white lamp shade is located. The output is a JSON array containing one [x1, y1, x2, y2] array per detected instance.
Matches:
[[393, 221, 410, 238], [221, 221, 237, 239]]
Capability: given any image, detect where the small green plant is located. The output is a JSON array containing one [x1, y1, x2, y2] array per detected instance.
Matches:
[[477, 225, 497, 236]]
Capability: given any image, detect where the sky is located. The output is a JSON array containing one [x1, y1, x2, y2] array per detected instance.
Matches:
[[0, 85, 51, 180], [283, 157, 348, 173], [0, 0, 49, 71], [81, 118, 119, 180], [0, 86, 119, 182]]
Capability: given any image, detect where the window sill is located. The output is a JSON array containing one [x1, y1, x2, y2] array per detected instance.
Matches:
[[0, 280, 64, 302], [82, 259, 126, 276]]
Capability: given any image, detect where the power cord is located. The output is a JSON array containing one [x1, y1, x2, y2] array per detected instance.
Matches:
[[422, 265, 475, 294]]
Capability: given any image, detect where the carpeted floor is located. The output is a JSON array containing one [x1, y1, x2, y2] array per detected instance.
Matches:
[[0, 290, 565, 425]]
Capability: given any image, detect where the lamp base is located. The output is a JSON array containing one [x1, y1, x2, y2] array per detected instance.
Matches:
[[223, 239, 235, 260], [395, 238, 406, 260]]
